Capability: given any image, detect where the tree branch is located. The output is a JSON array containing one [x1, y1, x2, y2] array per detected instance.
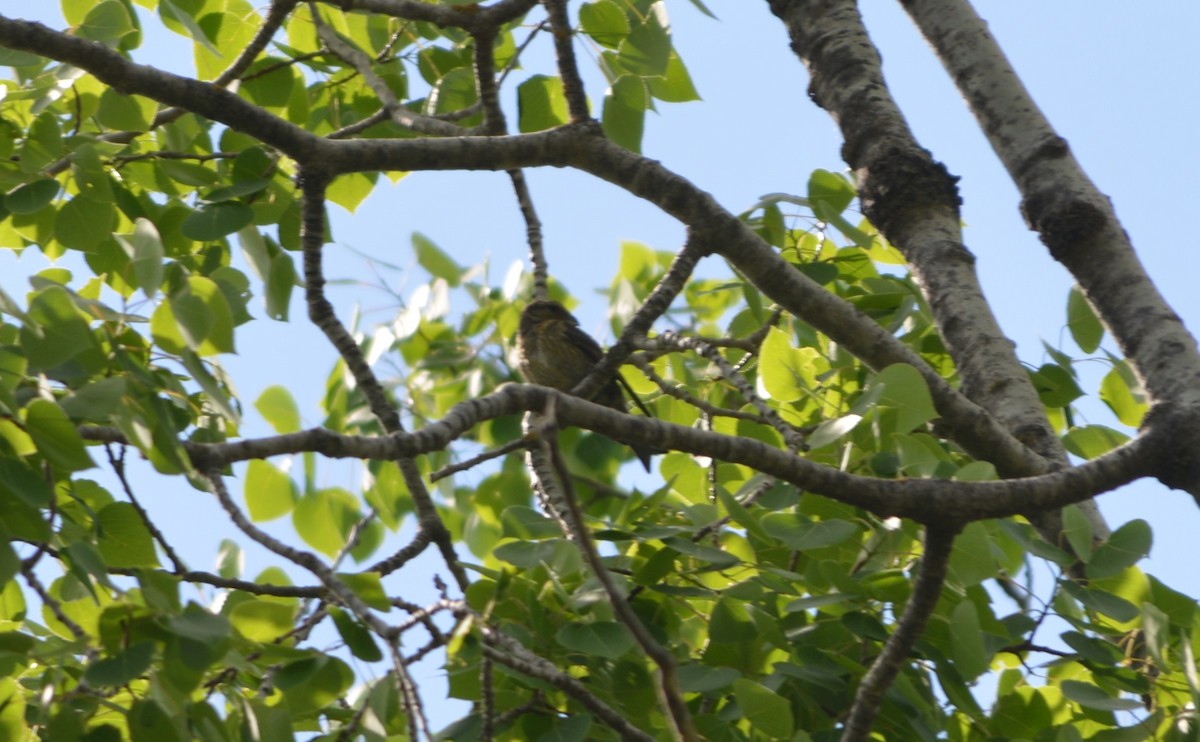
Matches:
[[313, 7, 472, 136], [542, 0, 590, 122], [538, 405, 698, 741], [841, 525, 957, 741], [765, 0, 1108, 538], [298, 169, 470, 591], [85, 382, 1155, 523], [899, 0, 1200, 494], [475, 620, 657, 742]]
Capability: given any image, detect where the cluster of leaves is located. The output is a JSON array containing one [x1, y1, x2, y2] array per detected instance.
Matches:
[[0, 1, 1195, 740]]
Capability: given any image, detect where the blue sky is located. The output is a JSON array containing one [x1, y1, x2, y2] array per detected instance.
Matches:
[[6, 0, 1200, 727]]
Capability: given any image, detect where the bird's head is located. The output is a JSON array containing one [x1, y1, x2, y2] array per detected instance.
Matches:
[[520, 300, 579, 333]]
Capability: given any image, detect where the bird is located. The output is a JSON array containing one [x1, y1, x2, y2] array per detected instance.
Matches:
[[516, 299, 660, 471]]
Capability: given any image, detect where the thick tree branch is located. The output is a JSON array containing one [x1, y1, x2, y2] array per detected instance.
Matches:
[[86, 383, 1155, 523], [899, 0, 1200, 494], [764, 1, 1071, 481]]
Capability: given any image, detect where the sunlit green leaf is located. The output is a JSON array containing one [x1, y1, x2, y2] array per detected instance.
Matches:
[[412, 232, 462, 287], [518, 75, 569, 132], [97, 502, 160, 568], [1067, 286, 1104, 353], [255, 385, 301, 434], [244, 460, 296, 522], [230, 599, 296, 643], [732, 679, 793, 738]]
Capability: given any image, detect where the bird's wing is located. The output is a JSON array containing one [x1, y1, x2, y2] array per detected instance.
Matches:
[[564, 323, 605, 363]]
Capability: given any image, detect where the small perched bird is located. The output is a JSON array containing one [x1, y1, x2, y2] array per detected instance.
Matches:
[[517, 299, 659, 471]]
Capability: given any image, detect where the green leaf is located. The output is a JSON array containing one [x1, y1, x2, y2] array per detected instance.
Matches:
[[1067, 286, 1103, 353], [77, 0, 136, 46], [538, 714, 592, 742], [493, 539, 562, 568], [56, 196, 115, 252], [97, 87, 155, 131], [1062, 425, 1128, 460], [0, 458, 52, 507], [114, 217, 165, 298], [158, 0, 222, 56], [579, 0, 629, 49], [265, 251, 296, 321], [1142, 602, 1170, 669], [24, 399, 95, 472], [327, 172, 375, 213], [1061, 581, 1139, 624], [181, 202, 254, 241], [72, 146, 115, 203], [759, 327, 821, 402], [518, 75, 569, 132], [336, 572, 392, 611], [556, 622, 634, 660], [202, 179, 272, 203], [873, 364, 937, 433], [97, 502, 160, 568], [275, 655, 354, 713], [1086, 519, 1151, 579], [661, 536, 739, 568], [732, 679, 793, 738], [714, 486, 770, 542], [215, 539, 243, 580], [948, 521, 997, 587], [151, 276, 236, 356], [677, 664, 740, 693], [1030, 363, 1083, 408], [1099, 363, 1145, 427], [84, 641, 155, 686], [761, 515, 857, 551], [20, 285, 100, 371], [5, 179, 60, 214], [428, 67, 478, 116], [949, 600, 989, 679], [412, 232, 462, 287], [1061, 504, 1093, 561], [330, 607, 383, 662], [808, 169, 856, 217], [618, 7, 671, 77], [806, 413, 862, 449], [1059, 680, 1142, 711], [255, 385, 301, 434], [230, 599, 296, 642], [293, 488, 367, 558], [128, 698, 186, 742], [500, 505, 562, 540], [648, 51, 700, 103], [244, 460, 296, 522], [602, 75, 646, 152]]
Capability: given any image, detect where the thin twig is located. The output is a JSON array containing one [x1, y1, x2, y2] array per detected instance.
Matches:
[[430, 439, 529, 482], [105, 443, 187, 573], [538, 402, 698, 742], [297, 167, 469, 591], [841, 526, 958, 741]]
